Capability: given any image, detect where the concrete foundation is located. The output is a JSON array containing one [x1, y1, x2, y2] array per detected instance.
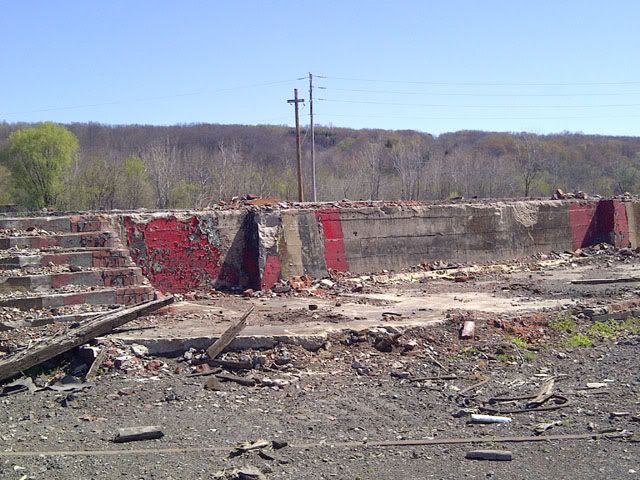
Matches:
[[2, 198, 639, 295], [254, 199, 635, 288]]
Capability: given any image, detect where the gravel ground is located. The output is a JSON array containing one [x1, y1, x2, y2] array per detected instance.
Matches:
[[0, 315, 638, 480]]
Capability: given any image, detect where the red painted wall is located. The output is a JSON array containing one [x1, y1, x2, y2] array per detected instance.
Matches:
[[124, 216, 223, 293], [568, 200, 630, 250], [315, 208, 349, 272]]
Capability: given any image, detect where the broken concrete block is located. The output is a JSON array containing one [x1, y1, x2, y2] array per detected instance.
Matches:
[[460, 320, 475, 339], [319, 279, 335, 289], [130, 344, 149, 358]]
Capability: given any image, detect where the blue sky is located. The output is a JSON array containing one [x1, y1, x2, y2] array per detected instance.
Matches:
[[1, 0, 639, 136]]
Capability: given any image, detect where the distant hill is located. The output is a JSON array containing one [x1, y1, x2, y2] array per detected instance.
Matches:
[[1, 122, 639, 210]]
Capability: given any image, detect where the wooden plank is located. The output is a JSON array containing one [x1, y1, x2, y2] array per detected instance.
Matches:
[[0, 296, 173, 383], [113, 426, 164, 443], [216, 372, 256, 387], [85, 347, 108, 381], [571, 277, 640, 285], [206, 306, 254, 359], [466, 450, 513, 461]]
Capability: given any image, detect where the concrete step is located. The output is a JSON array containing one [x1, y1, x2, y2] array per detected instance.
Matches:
[[0, 215, 110, 233], [0, 286, 156, 310], [0, 231, 117, 250], [0, 267, 145, 293], [0, 248, 132, 269]]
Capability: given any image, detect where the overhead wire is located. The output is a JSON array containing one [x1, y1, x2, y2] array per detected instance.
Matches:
[[0, 78, 299, 117], [322, 76, 640, 87], [315, 75, 640, 127], [318, 98, 640, 109], [315, 112, 640, 120], [325, 87, 640, 97]]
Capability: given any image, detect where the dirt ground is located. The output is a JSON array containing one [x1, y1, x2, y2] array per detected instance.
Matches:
[[0, 248, 639, 479]]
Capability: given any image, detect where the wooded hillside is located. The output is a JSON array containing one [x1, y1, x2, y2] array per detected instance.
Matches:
[[1, 122, 639, 210]]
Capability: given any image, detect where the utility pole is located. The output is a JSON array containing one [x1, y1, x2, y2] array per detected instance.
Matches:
[[309, 72, 317, 202], [287, 88, 305, 203]]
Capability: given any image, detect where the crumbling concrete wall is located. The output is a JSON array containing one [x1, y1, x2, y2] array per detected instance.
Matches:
[[256, 199, 633, 289], [622, 201, 640, 249], [568, 200, 630, 250], [87, 199, 634, 293], [121, 211, 258, 293], [255, 210, 327, 289]]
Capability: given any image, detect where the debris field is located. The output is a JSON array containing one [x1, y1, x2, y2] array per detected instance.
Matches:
[[0, 206, 638, 479]]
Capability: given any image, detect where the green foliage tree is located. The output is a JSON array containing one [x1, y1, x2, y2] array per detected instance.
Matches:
[[117, 156, 154, 209], [168, 179, 199, 208], [1, 122, 78, 208], [74, 157, 119, 210], [0, 165, 13, 205]]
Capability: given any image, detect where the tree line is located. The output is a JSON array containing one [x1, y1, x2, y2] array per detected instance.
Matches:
[[1, 121, 639, 211]]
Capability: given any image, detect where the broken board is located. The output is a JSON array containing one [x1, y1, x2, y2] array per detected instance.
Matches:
[[0, 297, 174, 383]]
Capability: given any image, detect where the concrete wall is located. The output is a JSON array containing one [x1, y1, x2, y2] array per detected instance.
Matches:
[[256, 199, 633, 289], [120, 211, 258, 293], [255, 210, 327, 289], [623, 201, 640, 249], [97, 199, 636, 293]]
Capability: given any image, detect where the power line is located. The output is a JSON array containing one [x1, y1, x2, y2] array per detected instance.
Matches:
[[1, 78, 299, 116], [318, 98, 640, 109], [323, 76, 640, 87], [325, 87, 640, 97], [315, 112, 640, 120]]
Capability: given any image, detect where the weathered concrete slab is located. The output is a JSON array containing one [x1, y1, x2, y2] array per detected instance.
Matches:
[[0, 215, 109, 233], [0, 231, 116, 250], [0, 267, 143, 293], [0, 249, 133, 270], [0, 286, 154, 310]]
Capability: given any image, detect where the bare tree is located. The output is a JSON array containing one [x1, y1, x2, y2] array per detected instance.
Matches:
[[142, 138, 179, 209], [214, 140, 245, 200], [514, 134, 543, 197], [361, 141, 384, 200], [392, 136, 432, 200]]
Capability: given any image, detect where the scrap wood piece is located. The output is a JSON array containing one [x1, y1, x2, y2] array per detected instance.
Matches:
[[85, 347, 108, 381], [214, 466, 266, 480], [424, 351, 446, 370], [458, 378, 490, 397], [216, 372, 256, 387], [571, 277, 640, 285], [206, 306, 255, 360], [465, 449, 513, 461], [409, 374, 458, 382], [0, 296, 174, 384], [209, 358, 254, 371], [534, 420, 562, 435], [527, 377, 555, 407], [112, 426, 164, 443], [187, 367, 223, 378], [230, 439, 271, 457]]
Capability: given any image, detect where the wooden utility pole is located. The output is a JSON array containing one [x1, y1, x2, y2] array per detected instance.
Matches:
[[309, 73, 317, 202], [288, 88, 305, 202]]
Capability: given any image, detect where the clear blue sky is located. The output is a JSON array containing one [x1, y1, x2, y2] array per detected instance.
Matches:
[[1, 0, 639, 136]]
